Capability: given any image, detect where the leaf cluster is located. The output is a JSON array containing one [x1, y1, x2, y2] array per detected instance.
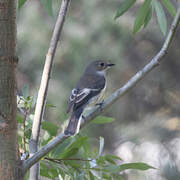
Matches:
[[19, 0, 177, 36], [115, 0, 176, 35], [17, 86, 155, 179], [40, 136, 155, 179]]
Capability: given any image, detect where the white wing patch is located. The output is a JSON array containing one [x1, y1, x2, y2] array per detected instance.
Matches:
[[70, 88, 99, 103]]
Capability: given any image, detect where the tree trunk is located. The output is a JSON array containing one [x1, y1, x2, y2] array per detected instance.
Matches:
[[0, 0, 23, 179]]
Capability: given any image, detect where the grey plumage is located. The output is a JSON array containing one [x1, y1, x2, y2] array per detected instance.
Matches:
[[64, 60, 114, 136]]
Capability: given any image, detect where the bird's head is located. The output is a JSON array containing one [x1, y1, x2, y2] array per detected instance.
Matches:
[[86, 60, 115, 75]]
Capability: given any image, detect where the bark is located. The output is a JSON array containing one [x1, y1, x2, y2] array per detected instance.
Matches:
[[0, 0, 23, 179]]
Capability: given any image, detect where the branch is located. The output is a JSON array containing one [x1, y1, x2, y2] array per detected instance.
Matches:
[[29, 0, 71, 179], [44, 157, 92, 162], [23, 6, 180, 173]]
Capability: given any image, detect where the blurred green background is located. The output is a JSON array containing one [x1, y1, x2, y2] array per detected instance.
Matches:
[[17, 0, 180, 179]]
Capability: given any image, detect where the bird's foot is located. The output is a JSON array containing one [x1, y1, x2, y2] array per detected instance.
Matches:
[[95, 100, 104, 111], [82, 115, 86, 120], [64, 130, 75, 137]]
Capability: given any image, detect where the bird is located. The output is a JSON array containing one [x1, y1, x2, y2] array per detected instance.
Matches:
[[64, 60, 115, 136]]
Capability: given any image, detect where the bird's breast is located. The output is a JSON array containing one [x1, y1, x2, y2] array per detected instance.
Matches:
[[86, 84, 106, 107]]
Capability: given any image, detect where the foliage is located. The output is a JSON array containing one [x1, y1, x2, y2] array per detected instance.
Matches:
[[19, 0, 177, 35], [17, 85, 37, 154], [153, 0, 167, 35], [17, 86, 155, 179], [115, 0, 176, 35], [18, 0, 27, 10], [41, 135, 155, 179]]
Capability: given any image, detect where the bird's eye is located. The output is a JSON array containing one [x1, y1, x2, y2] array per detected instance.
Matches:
[[100, 62, 105, 67]]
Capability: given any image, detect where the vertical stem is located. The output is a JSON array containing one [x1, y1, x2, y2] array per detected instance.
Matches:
[[29, 0, 71, 179]]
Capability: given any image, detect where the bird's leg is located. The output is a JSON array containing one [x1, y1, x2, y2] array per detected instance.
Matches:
[[79, 115, 86, 124], [82, 115, 86, 120], [95, 100, 104, 111]]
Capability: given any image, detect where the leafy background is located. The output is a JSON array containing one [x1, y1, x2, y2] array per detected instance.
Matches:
[[17, 0, 180, 179]]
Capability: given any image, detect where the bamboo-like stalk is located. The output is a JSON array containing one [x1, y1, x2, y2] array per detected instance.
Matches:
[[29, 0, 71, 179]]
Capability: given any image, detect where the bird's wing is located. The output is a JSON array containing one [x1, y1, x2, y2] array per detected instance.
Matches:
[[67, 75, 106, 113], [67, 88, 100, 113]]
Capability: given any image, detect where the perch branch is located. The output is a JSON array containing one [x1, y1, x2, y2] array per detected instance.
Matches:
[[23, 6, 180, 173]]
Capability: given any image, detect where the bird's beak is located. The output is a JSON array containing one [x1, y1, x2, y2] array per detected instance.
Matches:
[[107, 63, 115, 67]]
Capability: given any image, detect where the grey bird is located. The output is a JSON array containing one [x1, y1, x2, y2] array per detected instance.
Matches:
[[64, 60, 115, 136]]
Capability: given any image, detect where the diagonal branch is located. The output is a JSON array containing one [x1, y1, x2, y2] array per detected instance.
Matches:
[[29, 0, 71, 179], [23, 6, 180, 173]]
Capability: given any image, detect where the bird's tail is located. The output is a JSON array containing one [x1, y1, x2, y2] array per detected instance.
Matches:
[[64, 108, 83, 136]]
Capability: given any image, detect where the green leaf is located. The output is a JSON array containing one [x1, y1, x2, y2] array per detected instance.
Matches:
[[92, 116, 115, 124], [88, 171, 95, 180], [40, 163, 59, 178], [105, 156, 116, 165], [154, 0, 167, 35], [133, 0, 152, 34], [62, 148, 79, 159], [18, 135, 22, 145], [18, 0, 27, 10], [40, 162, 51, 178], [103, 162, 156, 173], [104, 154, 122, 165], [97, 156, 106, 164], [48, 168, 59, 178], [41, 0, 53, 17], [102, 173, 112, 180], [65, 175, 72, 180], [64, 159, 82, 169], [105, 154, 122, 161], [50, 138, 72, 158], [144, 5, 152, 28], [119, 162, 156, 171], [42, 121, 59, 136], [17, 114, 24, 124], [98, 136, 104, 158], [58, 168, 65, 179], [114, 0, 136, 19], [25, 128, 31, 139], [59, 136, 88, 158], [112, 175, 124, 180], [82, 140, 92, 157], [161, 0, 176, 17], [93, 147, 99, 158], [40, 168, 51, 178]]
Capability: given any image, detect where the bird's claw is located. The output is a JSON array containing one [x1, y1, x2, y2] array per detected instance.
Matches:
[[95, 100, 104, 111]]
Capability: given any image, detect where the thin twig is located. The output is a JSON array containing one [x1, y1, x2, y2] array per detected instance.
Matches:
[[29, 0, 71, 179], [23, 110, 28, 153], [44, 157, 92, 163], [23, 6, 180, 173]]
